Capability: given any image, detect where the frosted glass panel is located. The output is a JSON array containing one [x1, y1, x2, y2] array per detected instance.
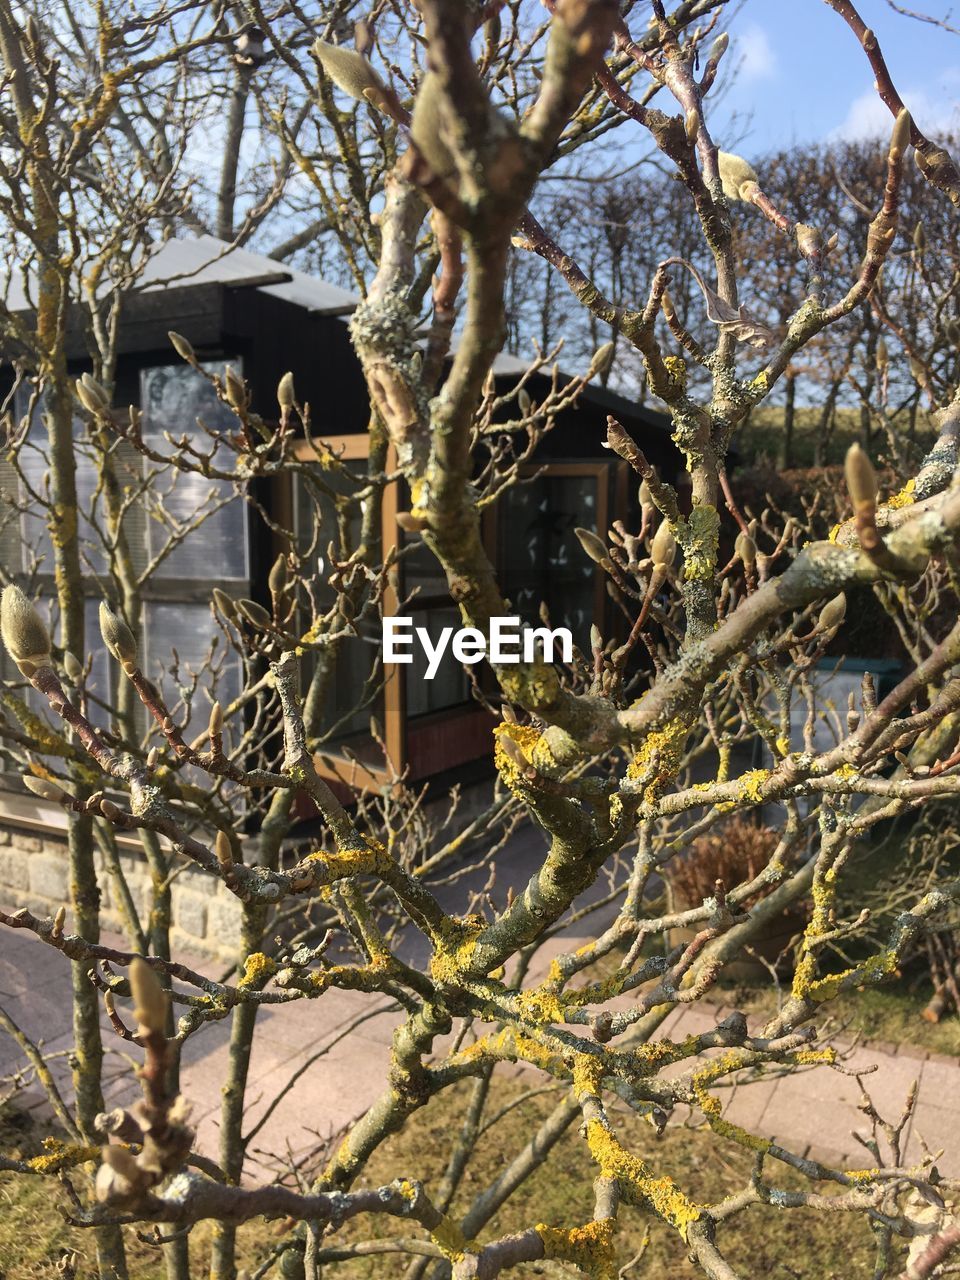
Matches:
[[14, 390, 109, 574], [293, 465, 384, 745], [143, 601, 241, 722], [141, 362, 248, 581], [23, 597, 113, 731]]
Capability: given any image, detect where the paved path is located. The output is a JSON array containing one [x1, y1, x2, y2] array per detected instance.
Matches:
[[1, 831, 958, 1180]]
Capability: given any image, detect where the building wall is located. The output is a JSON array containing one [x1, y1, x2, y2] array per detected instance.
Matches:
[[0, 815, 242, 959]]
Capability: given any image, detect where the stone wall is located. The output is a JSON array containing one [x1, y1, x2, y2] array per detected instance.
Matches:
[[0, 821, 242, 957], [0, 776, 500, 959]]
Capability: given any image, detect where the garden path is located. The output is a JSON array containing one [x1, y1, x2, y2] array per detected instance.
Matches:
[[0, 822, 957, 1182]]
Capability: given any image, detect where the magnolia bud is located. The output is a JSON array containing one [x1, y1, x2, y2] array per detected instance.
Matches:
[[146, 747, 159, 770], [277, 372, 296, 409], [53, 905, 66, 937], [213, 588, 237, 620], [224, 367, 247, 411], [62, 651, 83, 683], [168, 331, 195, 362], [23, 774, 66, 802], [76, 378, 107, 414], [638, 479, 653, 510], [875, 335, 889, 370], [818, 593, 847, 632], [268, 555, 287, 595], [411, 72, 456, 179], [99, 798, 122, 821], [735, 529, 757, 567], [215, 829, 233, 870], [651, 520, 677, 569], [0, 585, 51, 666], [99, 602, 137, 667], [313, 38, 386, 101], [909, 355, 926, 384], [517, 387, 532, 416], [237, 598, 272, 627], [891, 108, 912, 159], [717, 150, 759, 201], [913, 221, 926, 253], [844, 442, 878, 509], [684, 107, 699, 144], [590, 341, 616, 377], [575, 527, 609, 565], [129, 956, 168, 1035], [208, 701, 223, 741], [708, 32, 729, 63]]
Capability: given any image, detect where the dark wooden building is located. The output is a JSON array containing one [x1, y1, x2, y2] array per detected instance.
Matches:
[[1, 235, 684, 793]]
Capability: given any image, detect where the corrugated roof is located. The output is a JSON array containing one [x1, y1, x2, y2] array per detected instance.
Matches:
[[1, 235, 669, 431], [1, 233, 361, 317], [136, 234, 363, 315]]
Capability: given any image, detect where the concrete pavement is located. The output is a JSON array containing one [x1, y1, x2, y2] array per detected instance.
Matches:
[[0, 821, 957, 1180], [1, 921, 957, 1180]]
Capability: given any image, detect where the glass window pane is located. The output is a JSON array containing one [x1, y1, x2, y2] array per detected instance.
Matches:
[[404, 606, 469, 717], [140, 362, 249, 582], [14, 388, 111, 575], [497, 471, 599, 647], [143, 601, 242, 730], [293, 465, 385, 750]]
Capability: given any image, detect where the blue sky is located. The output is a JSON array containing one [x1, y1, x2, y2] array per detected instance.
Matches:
[[714, 1, 960, 153]]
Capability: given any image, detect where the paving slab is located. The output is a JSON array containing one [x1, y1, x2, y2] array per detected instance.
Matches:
[[1, 857, 959, 1182], [904, 1102, 960, 1176]]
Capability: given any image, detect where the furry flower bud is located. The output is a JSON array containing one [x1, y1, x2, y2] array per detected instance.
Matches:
[[99, 602, 137, 668], [818, 593, 847, 633], [23, 774, 66, 802], [168, 332, 196, 363], [717, 151, 759, 201], [1, 585, 51, 667], [277, 371, 296, 409], [313, 39, 386, 102], [651, 520, 677, 569], [411, 72, 457, 179], [844, 442, 878, 509], [129, 956, 168, 1035], [575, 527, 609, 565]]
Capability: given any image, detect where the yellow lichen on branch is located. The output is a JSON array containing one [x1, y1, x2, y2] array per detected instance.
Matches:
[[536, 1218, 617, 1280], [584, 1120, 701, 1238]]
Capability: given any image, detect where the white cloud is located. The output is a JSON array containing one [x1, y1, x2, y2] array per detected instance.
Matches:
[[830, 84, 960, 141], [737, 24, 776, 81]]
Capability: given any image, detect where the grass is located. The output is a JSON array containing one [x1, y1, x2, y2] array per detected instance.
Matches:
[[0, 1073, 896, 1279], [0, 1108, 264, 1278], [722, 980, 960, 1058], [335, 1079, 885, 1279]]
